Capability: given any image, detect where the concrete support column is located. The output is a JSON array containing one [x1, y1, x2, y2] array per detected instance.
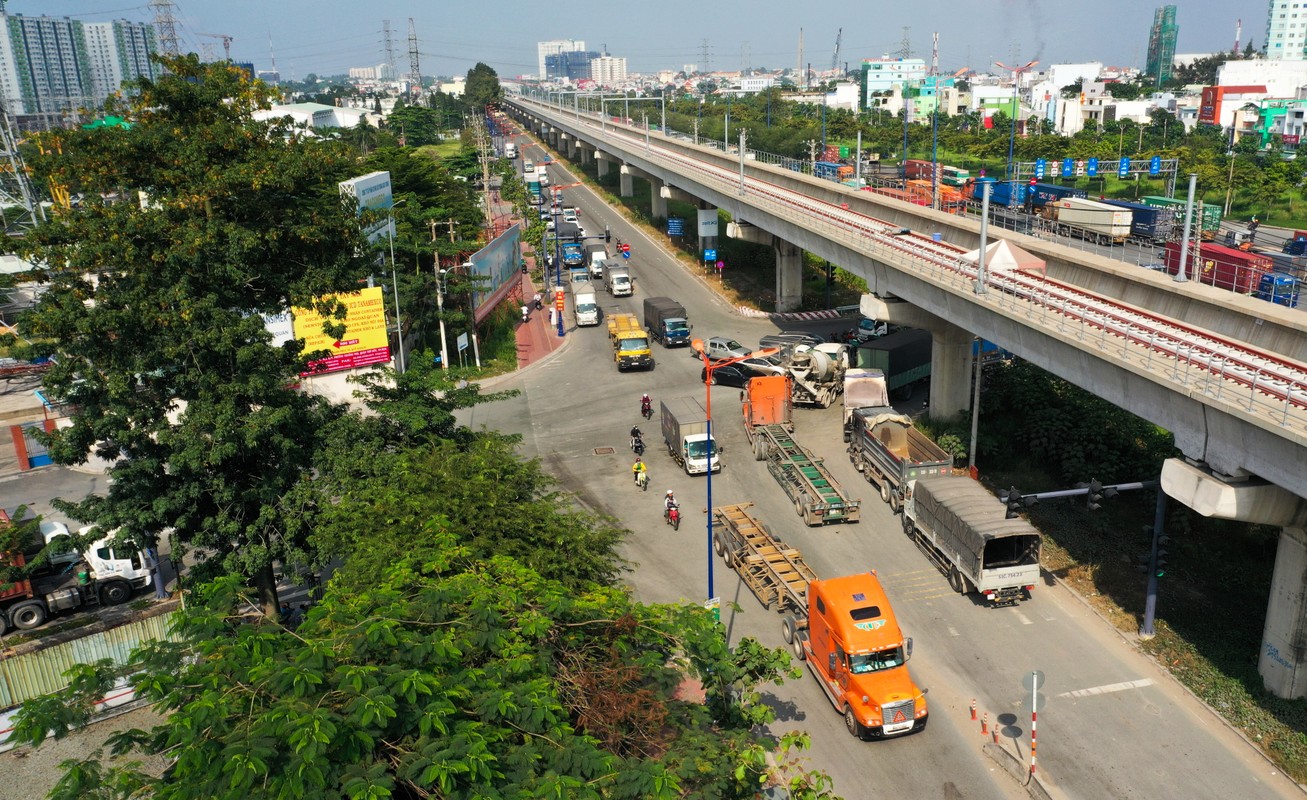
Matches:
[[650, 177, 667, 220], [596, 154, 609, 177], [927, 321, 974, 418], [1261, 526, 1307, 699], [564, 135, 576, 158], [774, 239, 804, 313], [619, 164, 634, 197]]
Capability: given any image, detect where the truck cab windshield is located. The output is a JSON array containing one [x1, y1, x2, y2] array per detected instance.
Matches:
[[686, 440, 718, 459], [619, 337, 647, 350], [667, 320, 689, 333], [849, 647, 905, 674]]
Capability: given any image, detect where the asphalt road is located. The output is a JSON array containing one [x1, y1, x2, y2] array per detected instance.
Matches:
[[467, 139, 1305, 800]]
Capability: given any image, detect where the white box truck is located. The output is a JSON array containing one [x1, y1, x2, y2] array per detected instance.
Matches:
[[571, 282, 600, 327], [605, 264, 633, 297]]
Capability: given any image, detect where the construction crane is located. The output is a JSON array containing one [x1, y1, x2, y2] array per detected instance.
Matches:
[[830, 28, 843, 72], [196, 32, 233, 61]]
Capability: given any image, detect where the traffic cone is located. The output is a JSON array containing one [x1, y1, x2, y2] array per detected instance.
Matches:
[[970, 699, 977, 721], [981, 712, 988, 735]]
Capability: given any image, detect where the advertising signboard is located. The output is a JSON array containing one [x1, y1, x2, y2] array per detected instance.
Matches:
[[697, 208, 719, 237], [339, 171, 394, 243], [294, 286, 391, 375]]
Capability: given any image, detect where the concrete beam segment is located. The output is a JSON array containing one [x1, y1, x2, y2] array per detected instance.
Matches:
[[775, 238, 804, 313], [650, 177, 667, 220], [662, 184, 698, 205], [726, 220, 772, 245], [1160, 458, 1307, 526], [619, 164, 634, 197], [1260, 525, 1307, 699]]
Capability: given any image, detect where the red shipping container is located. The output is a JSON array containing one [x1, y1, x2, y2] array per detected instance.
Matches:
[[1163, 241, 1271, 294]]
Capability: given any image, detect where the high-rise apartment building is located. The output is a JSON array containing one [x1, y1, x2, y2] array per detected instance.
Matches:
[[544, 50, 598, 81], [1145, 6, 1179, 83], [590, 56, 628, 87], [537, 39, 585, 79], [1268, 0, 1307, 60], [0, 13, 157, 117]]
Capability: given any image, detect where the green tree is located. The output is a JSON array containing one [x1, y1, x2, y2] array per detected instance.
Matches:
[[384, 101, 443, 147], [15, 54, 373, 613], [11, 522, 833, 799], [464, 62, 502, 109]]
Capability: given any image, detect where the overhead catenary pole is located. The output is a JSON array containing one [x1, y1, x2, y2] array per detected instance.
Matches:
[[1174, 173, 1197, 283]]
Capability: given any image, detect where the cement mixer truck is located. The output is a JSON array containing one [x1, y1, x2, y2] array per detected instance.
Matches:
[[784, 344, 848, 408]]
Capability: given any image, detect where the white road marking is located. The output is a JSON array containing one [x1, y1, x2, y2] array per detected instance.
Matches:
[[1014, 610, 1034, 625], [947, 626, 960, 637], [1057, 678, 1154, 699]]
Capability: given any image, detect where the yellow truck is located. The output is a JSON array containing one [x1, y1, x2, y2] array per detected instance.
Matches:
[[606, 312, 654, 371]]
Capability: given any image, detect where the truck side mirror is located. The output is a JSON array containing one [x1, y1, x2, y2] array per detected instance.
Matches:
[[906, 638, 914, 659], [829, 652, 837, 672]]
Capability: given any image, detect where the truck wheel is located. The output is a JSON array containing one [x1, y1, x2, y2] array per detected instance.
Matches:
[[781, 615, 797, 644], [99, 579, 133, 606], [10, 601, 47, 630], [889, 491, 901, 514], [844, 707, 866, 740], [713, 531, 726, 556], [723, 548, 736, 568], [753, 438, 768, 462], [948, 567, 965, 594], [792, 631, 807, 661], [0, 613, 8, 636], [879, 481, 890, 503], [795, 493, 808, 516]]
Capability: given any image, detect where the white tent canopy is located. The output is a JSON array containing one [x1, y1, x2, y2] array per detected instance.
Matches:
[[960, 239, 1046, 278]]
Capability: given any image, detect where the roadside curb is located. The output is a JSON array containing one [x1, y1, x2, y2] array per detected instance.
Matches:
[[983, 742, 1061, 800]]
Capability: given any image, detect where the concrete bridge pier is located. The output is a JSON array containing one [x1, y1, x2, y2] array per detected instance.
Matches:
[[1162, 459, 1307, 699], [562, 134, 576, 159], [619, 164, 634, 197], [860, 294, 971, 416], [596, 152, 610, 178], [726, 219, 802, 312], [650, 177, 667, 220]]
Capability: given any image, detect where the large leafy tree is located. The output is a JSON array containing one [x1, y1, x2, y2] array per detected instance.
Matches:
[[464, 62, 502, 109], [15, 54, 374, 610]]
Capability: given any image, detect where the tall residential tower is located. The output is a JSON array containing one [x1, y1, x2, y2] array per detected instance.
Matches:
[[1145, 5, 1179, 84]]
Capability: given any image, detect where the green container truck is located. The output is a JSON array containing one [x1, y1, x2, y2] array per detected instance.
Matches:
[[855, 328, 931, 401], [1141, 196, 1222, 240]]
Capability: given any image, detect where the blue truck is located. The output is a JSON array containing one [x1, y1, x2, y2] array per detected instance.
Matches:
[[971, 178, 1027, 207], [1254, 272, 1301, 308], [561, 241, 585, 267]]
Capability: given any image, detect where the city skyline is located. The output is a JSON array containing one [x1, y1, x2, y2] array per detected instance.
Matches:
[[28, 0, 1267, 81]]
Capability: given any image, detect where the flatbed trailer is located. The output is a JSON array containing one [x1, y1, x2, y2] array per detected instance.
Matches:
[[753, 424, 860, 526], [713, 503, 816, 613]]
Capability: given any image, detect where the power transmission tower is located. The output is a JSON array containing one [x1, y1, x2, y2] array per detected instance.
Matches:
[[407, 18, 423, 105], [268, 33, 279, 84], [931, 31, 939, 76], [700, 39, 711, 74], [896, 27, 912, 59], [150, 0, 180, 56], [831, 28, 842, 72], [383, 20, 395, 79], [0, 100, 46, 231]]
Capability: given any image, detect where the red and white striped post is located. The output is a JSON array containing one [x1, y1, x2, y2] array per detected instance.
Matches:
[[1030, 677, 1038, 775]]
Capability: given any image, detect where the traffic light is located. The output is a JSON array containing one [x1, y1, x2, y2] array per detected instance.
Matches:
[[1002, 486, 1023, 519], [1087, 479, 1104, 511]]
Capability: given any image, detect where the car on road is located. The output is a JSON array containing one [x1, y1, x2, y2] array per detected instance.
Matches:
[[736, 354, 787, 375], [524, 161, 535, 175], [759, 332, 825, 353], [703, 336, 751, 361], [546, 219, 556, 231], [562, 208, 578, 224], [538, 210, 550, 222], [542, 155, 552, 164], [700, 363, 763, 388]]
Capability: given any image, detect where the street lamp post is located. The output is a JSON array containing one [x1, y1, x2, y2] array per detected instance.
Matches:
[[690, 341, 779, 603], [551, 194, 565, 337], [435, 267, 450, 370], [386, 203, 406, 373]]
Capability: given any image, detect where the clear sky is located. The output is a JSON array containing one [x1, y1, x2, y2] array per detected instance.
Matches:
[[27, 0, 1266, 80]]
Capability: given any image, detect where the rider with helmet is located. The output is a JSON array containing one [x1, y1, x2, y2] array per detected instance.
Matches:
[[664, 490, 678, 515], [632, 456, 648, 484]]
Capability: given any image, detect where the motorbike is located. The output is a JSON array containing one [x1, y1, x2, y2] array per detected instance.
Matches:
[[640, 399, 653, 420], [632, 435, 645, 456], [635, 470, 649, 491], [665, 503, 680, 530]]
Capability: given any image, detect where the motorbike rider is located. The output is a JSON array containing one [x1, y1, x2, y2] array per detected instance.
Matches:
[[640, 393, 652, 417], [632, 456, 647, 484], [630, 425, 644, 451], [664, 490, 678, 519]]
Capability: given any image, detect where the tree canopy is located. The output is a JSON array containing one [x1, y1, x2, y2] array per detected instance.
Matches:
[[464, 62, 502, 109], [15, 54, 374, 606]]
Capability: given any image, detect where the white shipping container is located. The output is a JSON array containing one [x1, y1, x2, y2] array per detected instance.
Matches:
[[1052, 197, 1132, 244]]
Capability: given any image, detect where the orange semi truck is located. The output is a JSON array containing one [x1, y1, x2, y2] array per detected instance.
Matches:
[[714, 503, 928, 739]]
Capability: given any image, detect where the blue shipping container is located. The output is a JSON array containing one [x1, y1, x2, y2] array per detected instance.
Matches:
[[1254, 272, 1301, 308], [1028, 183, 1087, 208], [971, 178, 1027, 207]]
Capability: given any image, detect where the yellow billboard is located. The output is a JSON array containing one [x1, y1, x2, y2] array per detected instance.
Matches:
[[293, 286, 391, 374]]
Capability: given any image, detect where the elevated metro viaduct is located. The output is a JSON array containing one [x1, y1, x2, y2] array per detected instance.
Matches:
[[508, 98, 1307, 699]]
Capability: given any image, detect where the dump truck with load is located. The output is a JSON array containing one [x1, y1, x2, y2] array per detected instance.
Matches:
[[855, 328, 931, 401], [901, 476, 1042, 606], [848, 408, 953, 514], [712, 504, 928, 739], [842, 368, 891, 441], [0, 511, 153, 633], [643, 296, 691, 347], [606, 312, 653, 371], [660, 397, 719, 475]]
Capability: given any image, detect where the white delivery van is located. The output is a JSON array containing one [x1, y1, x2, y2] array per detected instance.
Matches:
[[504, 142, 517, 159], [587, 243, 608, 278], [537, 166, 550, 187], [571, 282, 600, 327]]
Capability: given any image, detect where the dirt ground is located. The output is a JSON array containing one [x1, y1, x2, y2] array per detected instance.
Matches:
[[2, 705, 169, 796]]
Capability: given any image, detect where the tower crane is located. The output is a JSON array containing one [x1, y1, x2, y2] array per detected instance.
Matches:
[[831, 28, 842, 72], [196, 32, 233, 61]]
